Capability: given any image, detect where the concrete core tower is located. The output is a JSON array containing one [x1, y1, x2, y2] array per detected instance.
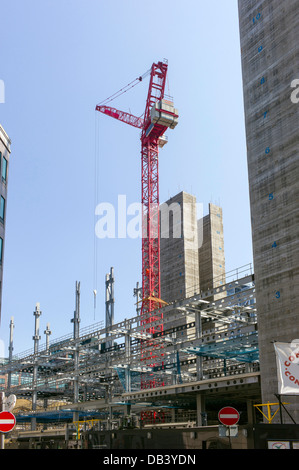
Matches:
[[238, 0, 299, 422]]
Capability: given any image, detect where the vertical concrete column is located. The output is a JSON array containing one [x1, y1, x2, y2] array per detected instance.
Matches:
[[246, 399, 255, 425], [160, 192, 200, 303], [73, 410, 79, 430], [196, 394, 206, 427], [198, 203, 226, 299]]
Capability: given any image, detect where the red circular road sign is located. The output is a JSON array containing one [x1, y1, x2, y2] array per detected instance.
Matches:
[[0, 411, 16, 433], [218, 406, 240, 426]]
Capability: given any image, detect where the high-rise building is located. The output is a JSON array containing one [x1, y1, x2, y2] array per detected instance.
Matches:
[[0, 124, 11, 322], [238, 0, 299, 421]]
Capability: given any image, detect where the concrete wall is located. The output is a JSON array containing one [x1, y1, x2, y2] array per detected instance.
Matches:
[[198, 203, 226, 300], [238, 0, 299, 421], [160, 192, 200, 304], [83, 426, 251, 449], [160, 194, 226, 305]]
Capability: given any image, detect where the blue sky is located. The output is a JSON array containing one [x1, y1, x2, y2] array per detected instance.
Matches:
[[0, 0, 253, 354]]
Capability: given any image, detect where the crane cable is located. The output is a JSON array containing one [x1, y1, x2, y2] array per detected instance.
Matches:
[[93, 110, 100, 320], [97, 68, 151, 107], [93, 67, 150, 319]]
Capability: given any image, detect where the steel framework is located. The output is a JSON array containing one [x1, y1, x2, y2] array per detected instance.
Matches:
[[0, 268, 259, 423]]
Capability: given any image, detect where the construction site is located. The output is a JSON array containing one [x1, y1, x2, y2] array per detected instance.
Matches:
[[0, 0, 299, 452]]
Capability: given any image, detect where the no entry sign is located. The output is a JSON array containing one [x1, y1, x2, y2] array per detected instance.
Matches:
[[218, 406, 240, 426], [0, 411, 16, 433]]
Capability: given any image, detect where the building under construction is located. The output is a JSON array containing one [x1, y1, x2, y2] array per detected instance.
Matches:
[[0, 260, 260, 449], [0, 195, 280, 449], [0, 0, 299, 450]]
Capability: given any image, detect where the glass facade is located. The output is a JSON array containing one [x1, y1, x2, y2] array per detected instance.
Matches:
[[0, 196, 5, 222], [2, 156, 7, 182]]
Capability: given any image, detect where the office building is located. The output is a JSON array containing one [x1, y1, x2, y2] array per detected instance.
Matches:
[[0, 124, 11, 322]]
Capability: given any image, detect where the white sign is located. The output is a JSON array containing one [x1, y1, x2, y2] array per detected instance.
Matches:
[[3, 395, 16, 412], [268, 441, 290, 450], [274, 341, 299, 395], [219, 425, 238, 438]]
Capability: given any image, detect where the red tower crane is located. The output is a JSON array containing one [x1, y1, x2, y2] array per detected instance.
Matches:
[[96, 60, 178, 388]]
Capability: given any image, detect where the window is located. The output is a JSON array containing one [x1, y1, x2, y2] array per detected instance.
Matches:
[[0, 196, 5, 222], [0, 238, 3, 264], [2, 157, 7, 182]]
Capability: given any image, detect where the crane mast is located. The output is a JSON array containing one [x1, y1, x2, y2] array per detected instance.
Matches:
[[141, 60, 168, 318], [96, 60, 178, 389]]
